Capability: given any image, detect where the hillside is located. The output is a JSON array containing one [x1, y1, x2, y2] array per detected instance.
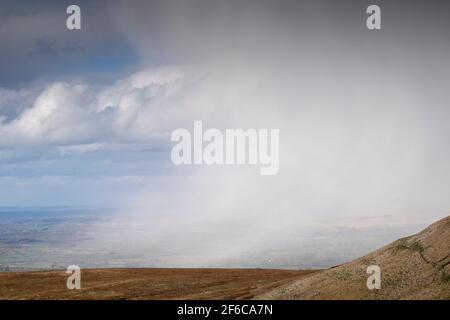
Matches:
[[256, 216, 450, 299]]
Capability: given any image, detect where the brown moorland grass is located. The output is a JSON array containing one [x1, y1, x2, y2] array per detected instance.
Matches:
[[0, 268, 317, 300], [255, 216, 450, 300]]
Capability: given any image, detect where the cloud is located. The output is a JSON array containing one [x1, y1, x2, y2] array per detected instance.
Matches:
[[0, 0, 132, 86], [0, 66, 194, 146], [91, 0, 450, 266]]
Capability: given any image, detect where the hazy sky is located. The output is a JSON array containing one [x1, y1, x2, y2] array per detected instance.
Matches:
[[0, 0, 449, 236]]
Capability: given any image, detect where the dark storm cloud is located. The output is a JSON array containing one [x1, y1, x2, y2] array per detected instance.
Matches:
[[108, 0, 450, 60], [2, 0, 450, 87], [0, 0, 134, 87]]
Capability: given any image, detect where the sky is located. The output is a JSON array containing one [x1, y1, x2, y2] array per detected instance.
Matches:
[[0, 0, 449, 266]]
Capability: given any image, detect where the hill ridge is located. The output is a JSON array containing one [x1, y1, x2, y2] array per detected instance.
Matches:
[[255, 215, 450, 299]]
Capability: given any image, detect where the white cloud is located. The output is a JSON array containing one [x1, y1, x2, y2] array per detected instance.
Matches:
[[0, 66, 194, 147]]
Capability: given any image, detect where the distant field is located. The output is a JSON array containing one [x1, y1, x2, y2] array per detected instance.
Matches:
[[0, 268, 318, 300], [0, 208, 428, 271]]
